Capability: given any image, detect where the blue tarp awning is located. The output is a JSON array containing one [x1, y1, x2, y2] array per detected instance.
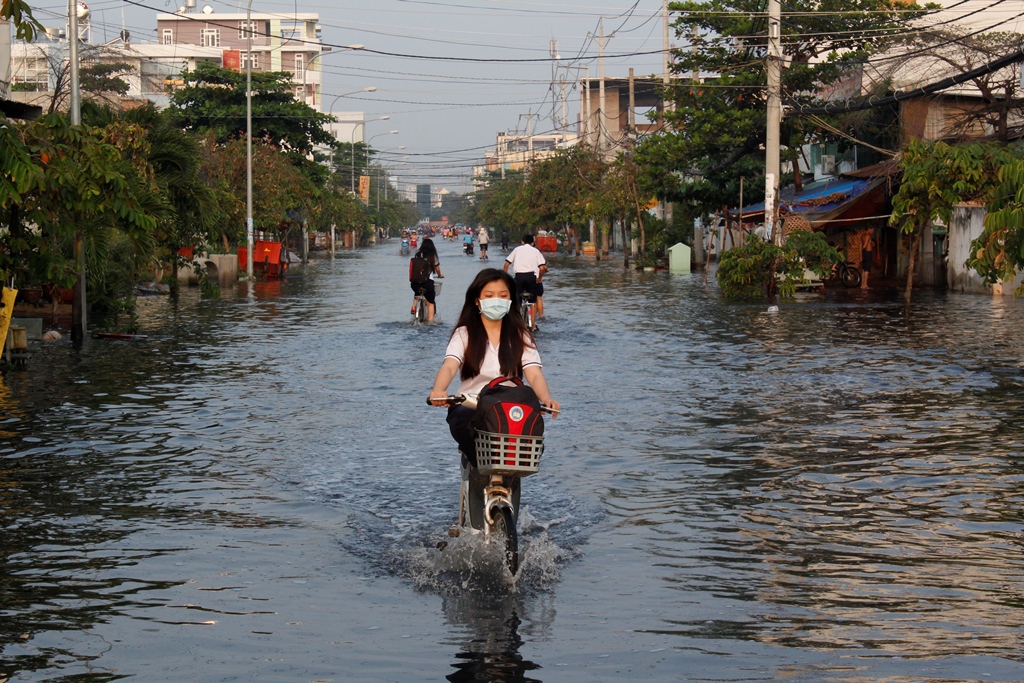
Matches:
[[734, 177, 879, 220]]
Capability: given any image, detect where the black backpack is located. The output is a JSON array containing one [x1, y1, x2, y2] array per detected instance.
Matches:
[[471, 377, 545, 437], [409, 256, 431, 283]]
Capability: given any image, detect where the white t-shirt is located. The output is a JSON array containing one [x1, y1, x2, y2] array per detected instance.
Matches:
[[477, 229, 489, 244], [505, 244, 546, 277], [444, 326, 542, 396]]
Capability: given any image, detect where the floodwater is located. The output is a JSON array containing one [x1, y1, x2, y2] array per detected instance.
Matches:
[[3, 240, 1024, 683]]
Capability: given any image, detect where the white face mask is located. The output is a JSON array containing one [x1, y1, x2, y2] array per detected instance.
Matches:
[[479, 297, 511, 321]]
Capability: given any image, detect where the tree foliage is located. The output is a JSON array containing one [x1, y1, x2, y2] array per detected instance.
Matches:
[[168, 62, 335, 155], [967, 159, 1024, 292], [717, 231, 842, 299], [891, 139, 1016, 300], [636, 0, 922, 212]]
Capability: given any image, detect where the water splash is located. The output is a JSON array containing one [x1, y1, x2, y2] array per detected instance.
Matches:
[[398, 527, 571, 595]]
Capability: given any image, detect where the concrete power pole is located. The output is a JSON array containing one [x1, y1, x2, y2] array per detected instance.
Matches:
[[70, 0, 87, 344], [765, 0, 783, 244]]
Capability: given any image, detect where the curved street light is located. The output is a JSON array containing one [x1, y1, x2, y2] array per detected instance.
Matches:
[[351, 117, 391, 193], [302, 45, 364, 107], [327, 86, 377, 119], [364, 130, 398, 206], [377, 145, 406, 205]]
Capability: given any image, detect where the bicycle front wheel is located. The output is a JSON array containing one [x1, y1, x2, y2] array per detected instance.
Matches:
[[842, 265, 862, 288], [491, 506, 519, 575], [415, 298, 426, 323]]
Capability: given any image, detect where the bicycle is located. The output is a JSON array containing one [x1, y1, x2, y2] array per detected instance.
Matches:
[[412, 279, 442, 323], [828, 260, 862, 288], [430, 392, 558, 575], [519, 291, 537, 332]]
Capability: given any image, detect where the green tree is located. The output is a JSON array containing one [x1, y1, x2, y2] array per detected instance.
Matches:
[[476, 171, 529, 234], [3, 114, 158, 300], [890, 140, 1015, 301], [966, 159, 1024, 292], [717, 231, 841, 299], [638, 0, 923, 212], [523, 146, 605, 256], [169, 62, 335, 155]]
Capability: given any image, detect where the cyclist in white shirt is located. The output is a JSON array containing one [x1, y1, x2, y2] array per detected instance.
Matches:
[[503, 234, 548, 323]]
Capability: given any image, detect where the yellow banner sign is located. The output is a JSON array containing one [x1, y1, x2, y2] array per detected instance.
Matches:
[[359, 176, 370, 203]]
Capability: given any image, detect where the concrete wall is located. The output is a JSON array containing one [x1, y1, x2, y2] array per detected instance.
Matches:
[[948, 205, 1024, 295], [178, 253, 238, 287]]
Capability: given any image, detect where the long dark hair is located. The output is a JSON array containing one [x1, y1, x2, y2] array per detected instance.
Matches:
[[415, 238, 438, 266], [451, 268, 533, 381]]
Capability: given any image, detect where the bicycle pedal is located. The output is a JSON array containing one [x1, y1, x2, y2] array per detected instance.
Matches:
[[448, 525, 460, 537]]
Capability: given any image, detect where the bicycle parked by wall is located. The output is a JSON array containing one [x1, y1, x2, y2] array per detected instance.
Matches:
[[828, 260, 862, 288]]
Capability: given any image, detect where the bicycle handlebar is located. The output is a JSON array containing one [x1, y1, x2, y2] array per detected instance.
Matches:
[[426, 394, 560, 414]]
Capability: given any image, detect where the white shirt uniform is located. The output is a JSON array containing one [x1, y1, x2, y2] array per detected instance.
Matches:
[[444, 326, 542, 396], [477, 229, 489, 245], [505, 244, 546, 277]]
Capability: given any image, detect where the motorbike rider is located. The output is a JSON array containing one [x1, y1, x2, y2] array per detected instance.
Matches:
[[462, 229, 474, 255], [428, 268, 558, 462]]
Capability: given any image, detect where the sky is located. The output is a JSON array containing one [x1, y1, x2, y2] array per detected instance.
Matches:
[[22, 0, 673, 194], [19, 0, 1022, 195]]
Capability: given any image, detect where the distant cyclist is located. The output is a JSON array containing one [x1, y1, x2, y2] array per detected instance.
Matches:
[[477, 225, 490, 260], [503, 234, 547, 327], [410, 238, 443, 323]]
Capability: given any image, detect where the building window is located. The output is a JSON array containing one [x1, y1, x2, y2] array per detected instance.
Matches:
[[293, 54, 304, 81], [201, 28, 220, 47], [238, 21, 257, 40], [241, 51, 259, 70], [162, 29, 173, 45], [295, 84, 305, 99]]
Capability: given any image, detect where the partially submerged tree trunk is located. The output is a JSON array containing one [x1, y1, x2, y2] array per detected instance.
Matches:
[[904, 222, 924, 303], [621, 214, 630, 268]]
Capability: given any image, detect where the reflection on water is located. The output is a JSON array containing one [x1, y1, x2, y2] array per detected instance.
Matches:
[[442, 590, 551, 683], [4, 243, 1024, 681]]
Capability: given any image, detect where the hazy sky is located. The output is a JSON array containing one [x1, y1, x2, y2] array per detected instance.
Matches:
[[23, 0, 1014, 194], [26, 0, 672, 193]]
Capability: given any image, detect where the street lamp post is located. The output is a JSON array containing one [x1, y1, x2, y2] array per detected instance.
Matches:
[[366, 130, 398, 205], [377, 146, 405, 211], [325, 87, 376, 257], [351, 118, 391, 194], [246, 0, 254, 281], [302, 45, 364, 108]]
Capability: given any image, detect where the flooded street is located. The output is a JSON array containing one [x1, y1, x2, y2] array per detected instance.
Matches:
[[3, 239, 1024, 682]]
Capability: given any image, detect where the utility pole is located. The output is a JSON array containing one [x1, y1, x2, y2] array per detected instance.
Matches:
[[663, 0, 670, 91], [69, 0, 86, 343], [549, 39, 560, 132], [597, 19, 608, 158], [765, 0, 783, 245]]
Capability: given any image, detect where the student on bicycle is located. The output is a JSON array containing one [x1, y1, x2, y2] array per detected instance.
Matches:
[[503, 234, 547, 326], [410, 238, 443, 323], [427, 268, 559, 462]]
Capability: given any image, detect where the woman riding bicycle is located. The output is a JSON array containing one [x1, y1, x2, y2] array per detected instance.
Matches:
[[410, 238, 443, 323], [427, 269, 559, 462]]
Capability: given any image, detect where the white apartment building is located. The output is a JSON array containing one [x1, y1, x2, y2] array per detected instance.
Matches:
[[5, 2, 365, 144]]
